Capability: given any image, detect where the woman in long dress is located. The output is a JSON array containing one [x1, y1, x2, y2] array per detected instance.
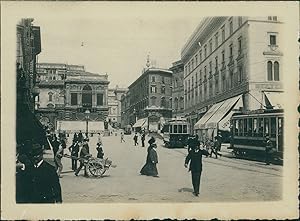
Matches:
[[140, 137, 159, 177]]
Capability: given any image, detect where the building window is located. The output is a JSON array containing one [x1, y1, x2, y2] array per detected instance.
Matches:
[[161, 97, 166, 108], [204, 66, 207, 80], [162, 76, 165, 84], [161, 86, 165, 94], [209, 39, 212, 54], [200, 50, 202, 62], [222, 76, 226, 92], [267, 61, 273, 81], [238, 66, 243, 82], [97, 93, 104, 105], [82, 85, 92, 107], [268, 16, 272, 20], [71, 93, 78, 105], [222, 50, 225, 63], [204, 45, 207, 58], [229, 20, 233, 35], [152, 76, 155, 82], [238, 37, 242, 53], [215, 78, 219, 94], [274, 61, 279, 81], [222, 25, 225, 42], [270, 34, 277, 46], [215, 32, 219, 48], [151, 86, 157, 93], [48, 92, 53, 102], [230, 70, 234, 88], [215, 56, 218, 70], [195, 55, 198, 65], [151, 96, 156, 106], [273, 16, 277, 21], [195, 73, 198, 87], [238, 17, 242, 26]]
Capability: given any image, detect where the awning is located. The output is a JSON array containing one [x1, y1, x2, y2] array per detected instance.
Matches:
[[141, 118, 148, 129], [218, 96, 243, 131], [205, 95, 242, 129], [264, 92, 283, 109], [132, 118, 147, 128], [194, 101, 224, 130], [88, 121, 104, 133]]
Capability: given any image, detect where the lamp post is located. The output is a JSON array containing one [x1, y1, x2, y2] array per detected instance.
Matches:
[[85, 109, 90, 137]]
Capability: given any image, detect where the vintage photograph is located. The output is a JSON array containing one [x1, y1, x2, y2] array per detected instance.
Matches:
[[1, 1, 299, 220]]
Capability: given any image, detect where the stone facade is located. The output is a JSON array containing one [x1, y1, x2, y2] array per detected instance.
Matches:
[[121, 68, 173, 132], [35, 63, 109, 131], [107, 86, 128, 128], [169, 60, 184, 118], [181, 16, 283, 130]]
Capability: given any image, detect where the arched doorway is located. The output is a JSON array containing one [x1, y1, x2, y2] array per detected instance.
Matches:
[[82, 85, 92, 107]]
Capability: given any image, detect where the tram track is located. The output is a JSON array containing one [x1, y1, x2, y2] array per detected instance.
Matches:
[[163, 146, 282, 177]]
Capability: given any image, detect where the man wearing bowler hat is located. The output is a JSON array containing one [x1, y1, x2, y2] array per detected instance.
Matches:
[[28, 142, 62, 203]]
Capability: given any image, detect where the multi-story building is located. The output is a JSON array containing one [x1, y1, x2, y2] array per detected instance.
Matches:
[[181, 16, 283, 138], [169, 60, 185, 118], [121, 67, 173, 132], [35, 63, 109, 133], [107, 86, 128, 128], [16, 18, 46, 147]]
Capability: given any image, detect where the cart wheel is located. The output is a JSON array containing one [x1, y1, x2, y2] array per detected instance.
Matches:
[[88, 159, 106, 177]]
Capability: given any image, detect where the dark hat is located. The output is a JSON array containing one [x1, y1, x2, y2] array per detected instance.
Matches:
[[30, 143, 43, 156], [84, 138, 89, 141], [148, 137, 156, 145]]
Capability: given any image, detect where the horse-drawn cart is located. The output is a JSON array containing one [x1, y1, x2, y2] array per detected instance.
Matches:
[[63, 154, 115, 178]]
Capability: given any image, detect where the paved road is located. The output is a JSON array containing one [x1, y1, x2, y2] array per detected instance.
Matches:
[[58, 132, 282, 203]]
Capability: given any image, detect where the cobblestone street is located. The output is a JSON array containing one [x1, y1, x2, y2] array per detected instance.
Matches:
[[57, 132, 282, 203]]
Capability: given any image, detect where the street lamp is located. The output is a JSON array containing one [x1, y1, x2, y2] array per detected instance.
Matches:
[[85, 109, 90, 137]]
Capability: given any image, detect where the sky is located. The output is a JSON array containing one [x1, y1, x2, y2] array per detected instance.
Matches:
[[33, 7, 201, 88]]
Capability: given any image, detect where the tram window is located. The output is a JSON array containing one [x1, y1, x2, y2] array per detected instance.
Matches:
[[253, 118, 258, 136], [243, 119, 248, 136], [183, 125, 187, 133], [264, 118, 270, 136], [278, 118, 283, 135], [238, 119, 243, 136], [270, 118, 276, 138], [248, 118, 253, 136], [234, 120, 239, 135], [174, 125, 178, 133], [258, 118, 264, 137], [178, 125, 183, 133]]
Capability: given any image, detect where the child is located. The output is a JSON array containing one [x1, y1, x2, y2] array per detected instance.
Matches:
[[96, 143, 104, 159]]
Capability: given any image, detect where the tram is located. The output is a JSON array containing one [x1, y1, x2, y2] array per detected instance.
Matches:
[[162, 118, 191, 148], [229, 109, 283, 161]]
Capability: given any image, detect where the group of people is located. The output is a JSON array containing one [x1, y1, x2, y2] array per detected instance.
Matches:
[[16, 141, 62, 203], [133, 132, 146, 147]]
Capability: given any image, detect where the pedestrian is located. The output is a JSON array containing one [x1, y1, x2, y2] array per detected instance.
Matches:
[[55, 139, 65, 178], [184, 142, 209, 197], [75, 138, 91, 177], [28, 143, 62, 203], [265, 134, 274, 165], [69, 140, 80, 171], [51, 135, 60, 165], [16, 150, 34, 203], [97, 132, 102, 145], [120, 131, 125, 143], [216, 132, 223, 151], [211, 136, 222, 159], [78, 131, 83, 142], [141, 132, 145, 147], [73, 132, 78, 143], [133, 133, 138, 146], [140, 137, 159, 177], [96, 143, 104, 159]]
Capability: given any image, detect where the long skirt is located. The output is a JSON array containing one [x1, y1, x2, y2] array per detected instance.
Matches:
[[140, 162, 158, 176]]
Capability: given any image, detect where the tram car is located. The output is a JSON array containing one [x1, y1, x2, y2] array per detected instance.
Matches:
[[229, 109, 283, 161], [162, 118, 191, 148]]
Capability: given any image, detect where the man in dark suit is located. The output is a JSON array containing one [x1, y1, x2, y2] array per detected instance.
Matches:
[[184, 141, 209, 197], [75, 139, 91, 177], [28, 143, 62, 203]]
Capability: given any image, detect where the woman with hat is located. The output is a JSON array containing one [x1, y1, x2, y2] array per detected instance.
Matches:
[[140, 137, 159, 177]]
